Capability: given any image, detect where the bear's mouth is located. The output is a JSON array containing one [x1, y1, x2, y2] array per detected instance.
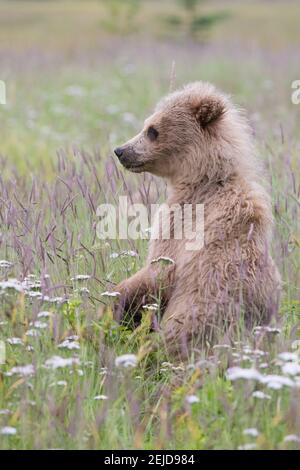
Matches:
[[123, 161, 145, 172]]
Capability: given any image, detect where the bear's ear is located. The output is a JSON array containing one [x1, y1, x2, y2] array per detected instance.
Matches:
[[193, 97, 225, 128]]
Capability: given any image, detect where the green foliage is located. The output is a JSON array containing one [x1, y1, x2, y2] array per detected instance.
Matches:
[[191, 11, 229, 34], [165, 0, 229, 39], [100, 0, 141, 35]]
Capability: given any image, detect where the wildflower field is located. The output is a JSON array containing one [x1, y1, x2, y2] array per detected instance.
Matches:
[[0, 0, 300, 450]]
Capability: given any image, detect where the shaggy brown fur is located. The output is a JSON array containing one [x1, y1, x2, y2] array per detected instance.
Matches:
[[113, 81, 281, 358]]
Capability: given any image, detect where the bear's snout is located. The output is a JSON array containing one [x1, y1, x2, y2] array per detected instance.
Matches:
[[114, 145, 144, 171], [114, 147, 124, 159]]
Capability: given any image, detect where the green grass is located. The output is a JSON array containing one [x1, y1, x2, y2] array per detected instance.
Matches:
[[0, 0, 300, 450]]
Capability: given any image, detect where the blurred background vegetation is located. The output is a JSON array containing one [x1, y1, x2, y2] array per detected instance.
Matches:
[[0, 0, 300, 450], [0, 0, 299, 172]]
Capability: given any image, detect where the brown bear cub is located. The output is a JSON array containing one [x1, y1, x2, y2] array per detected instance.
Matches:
[[113, 81, 281, 358]]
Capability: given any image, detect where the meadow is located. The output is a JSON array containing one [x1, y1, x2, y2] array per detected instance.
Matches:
[[0, 0, 300, 449]]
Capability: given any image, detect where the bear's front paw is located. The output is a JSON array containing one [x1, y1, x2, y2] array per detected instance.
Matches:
[[113, 295, 128, 323], [112, 282, 132, 323]]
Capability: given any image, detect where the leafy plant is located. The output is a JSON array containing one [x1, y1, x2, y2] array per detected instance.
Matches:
[[173, 0, 229, 39], [100, 0, 141, 35]]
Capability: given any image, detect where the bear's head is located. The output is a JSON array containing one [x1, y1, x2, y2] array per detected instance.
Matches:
[[114, 82, 251, 184]]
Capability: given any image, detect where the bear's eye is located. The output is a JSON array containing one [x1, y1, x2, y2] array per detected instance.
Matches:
[[147, 126, 159, 142]]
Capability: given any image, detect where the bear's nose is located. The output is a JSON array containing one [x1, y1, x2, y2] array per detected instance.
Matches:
[[114, 147, 124, 159]]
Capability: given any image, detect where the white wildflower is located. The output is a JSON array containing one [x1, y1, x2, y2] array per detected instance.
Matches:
[[101, 291, 120, 298], [266, 381, 283, 390], [0, 426, 17, 435], [44, 356, 80, 370], [37, 311, 52, 319], [142, 303, 159, 311], [284, 435, 300, 443], [232, 353, 252, 361], [227, 367, 296, 390], [78, 287, 90, 294], [115, 354, 138, 368], [259, 363, 269, 369], [24, 278, 41, 289], [110, 251, 137, 259], [26, 329, 41, 337], [58, 340, 80, 350], [242, 347, 253, 354], [278, 352, 298, 362], [52, 296, 66, 304], [243, 428, 259, 437], [50, 380, 67, 387], [281, 362, 300, 376], [226, 367, 262, 382], [252, 349, 267, 357], [185, 395, 200, 404], [9, 364, 35, 377], [262, 375, 294, 389], [0, 260, 13, 268], [27, 291, 43, 299], [70, 275, 91, 281], [29, 321, 48, 329], [43, 295, 66, 304], [7, 338, 23, 346], [252, 391, 271, 400], [66, 335, 79, 341], [94, 395, 108, 400], [253, 326, 281, 335], [0, 279, 24, 293]]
